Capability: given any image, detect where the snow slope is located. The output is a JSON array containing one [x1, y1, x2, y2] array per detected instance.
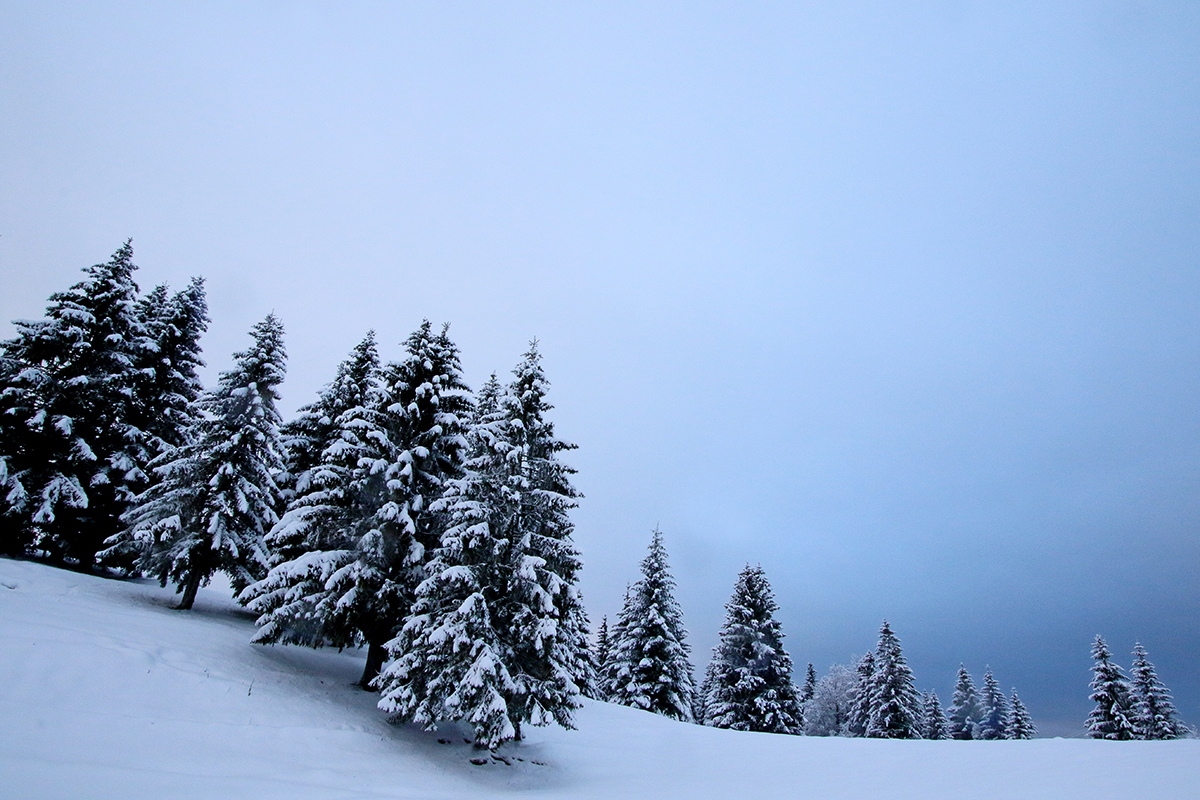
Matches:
[[1, 557, 1196, 800]]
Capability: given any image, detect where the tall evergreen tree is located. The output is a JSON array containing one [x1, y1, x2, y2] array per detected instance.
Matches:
[[703, 564, 802, 734], [948, 665, 980, 740], [922, 690, 949, 740], [846, 651, 875, 737], [1005, 689, 1036, 739], [864, 620, 922, 739], [374, 340, 591, 746], [248, 321, 470, 687], [977, 667, 1009, 740], [0, 242, 152, 566], [107, 314, 286, 609], [606, 527, 694, 721], [1087, 635, 1135, 740], [1129, 643, 1186, 740]]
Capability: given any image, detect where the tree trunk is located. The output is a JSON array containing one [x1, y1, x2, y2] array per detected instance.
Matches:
[[360, 640, 388, 690], [178, 572, 202, 610]]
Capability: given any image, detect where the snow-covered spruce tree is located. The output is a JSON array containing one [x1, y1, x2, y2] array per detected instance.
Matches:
[[704, 564, 802, 734], [606, 527, 694, 721], [239, 332, 383, 647], [131, 277, 209, 458], [105, 314, 286, 609], [922, 690, 949, 739], [864, 620, 922, 738], [1086, 635, 1134, 740], [846, 651, 875, 737], [0, 241, 152, 567], [948, 665, 980, 740], [276, 321, 471, 688], [599, 585, 632, 699], [375, 341, 591, 746], [801, 663, 817, 708], [595, 617, 611, 688], [977, 667, 1009, 740], [1005, 689, 1036, 739], [1129, 643, 1187, 740], [803, 663, 858, 736]]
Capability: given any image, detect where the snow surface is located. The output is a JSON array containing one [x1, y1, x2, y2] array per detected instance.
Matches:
[[2, 557, 1197, 800]]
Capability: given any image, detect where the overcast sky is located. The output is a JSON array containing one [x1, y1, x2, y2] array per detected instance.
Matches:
[[3, 1, 1199, 735]]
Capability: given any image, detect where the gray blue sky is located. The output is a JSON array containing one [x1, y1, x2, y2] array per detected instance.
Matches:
[[3, 1, 1198, 734]]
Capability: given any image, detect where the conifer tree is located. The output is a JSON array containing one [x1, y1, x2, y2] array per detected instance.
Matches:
[[977, 667, 1009, 740], [595, 617, 611, 685], [922, 690, 949, 739], [948, 665, 980, 740], [250, 322, 471, 687], [846, 651, 875, 737], [801, 663, 817, 708], [606, 527, 694, 721], [1086, 635, 1135, 740], [1005, 689, 1036, 739], [0, 242, 152, 566], [704, 564, 802, 734], [864, 620, 922, 738], [108, 314, 286, 609], [375, 340, 591, 746], [1129, 643, 1186, 740]]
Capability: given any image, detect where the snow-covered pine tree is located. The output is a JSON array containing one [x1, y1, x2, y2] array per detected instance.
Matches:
[[846, 651, 875, 737], [606, 527, 694, 721], [922, 690, 949, 739], [599, 585, 633, 699], [864, 620, 922, 739], [1005, 689, 1036, 739], [132, 277, 209, 458], [977, 667, 1009, 740], [1086, 635, 1135, 740], [803, 663, 857, 736], [107, 314, 286, 609], [240, 332, 383, 647], [0, 241, 151, 567], [801, 663, 817, 708], [704, 564, 802, 734], [1129, 643, 1187, 740], [948, 665, 980, 740], [287, 321, 471, 688], [376, 340, 591, 744], [593, 616, 612, 701]]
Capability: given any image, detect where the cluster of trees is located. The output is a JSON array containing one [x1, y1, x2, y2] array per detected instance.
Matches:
[[1087, 636, 1188, 740], [1, 243, 593, 749], [591, 530, 1037, 739]]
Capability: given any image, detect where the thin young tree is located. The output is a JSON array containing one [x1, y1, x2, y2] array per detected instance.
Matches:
[[1129, 642, 1187, 740], [1086, 635, 1135, 740], [977, 667, 1009, 740], [704, 564, 802, 734], [606, 527, 694, 721], [594, 616, 611, 700], [1005, 689, 1036, 739], [864, 620, 922, 739], [948, 665, 980, 740], [110, 314, 286, 609], [801, 663, 817, 709]]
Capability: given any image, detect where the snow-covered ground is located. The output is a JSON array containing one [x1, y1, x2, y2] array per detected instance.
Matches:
[[2, 557, 1196, 800]]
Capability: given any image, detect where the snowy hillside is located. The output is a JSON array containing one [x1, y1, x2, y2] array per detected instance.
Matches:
[[2, 557, 1196, 800]]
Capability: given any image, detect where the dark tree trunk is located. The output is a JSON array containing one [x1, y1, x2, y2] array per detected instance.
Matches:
[[360, 640, 388, 689], [178, 572, 202, 610]]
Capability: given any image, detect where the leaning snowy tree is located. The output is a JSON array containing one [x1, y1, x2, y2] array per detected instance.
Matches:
[[375, 341, 592, 747], [703, 564, 802, 734], [1005, 689, 1036, 739], [104, 314, 286, 609], [976, 667, 1009, 740], [606, 527, 695, 721], [1086, 635, 1135, 740], [948, 665, 980, 740], [0, 241, 153, 566], [1129, 642, 1187, 740], [247, 321, 471, 688], [922, 690, 949, 740], [864, 620, 922, 739]]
